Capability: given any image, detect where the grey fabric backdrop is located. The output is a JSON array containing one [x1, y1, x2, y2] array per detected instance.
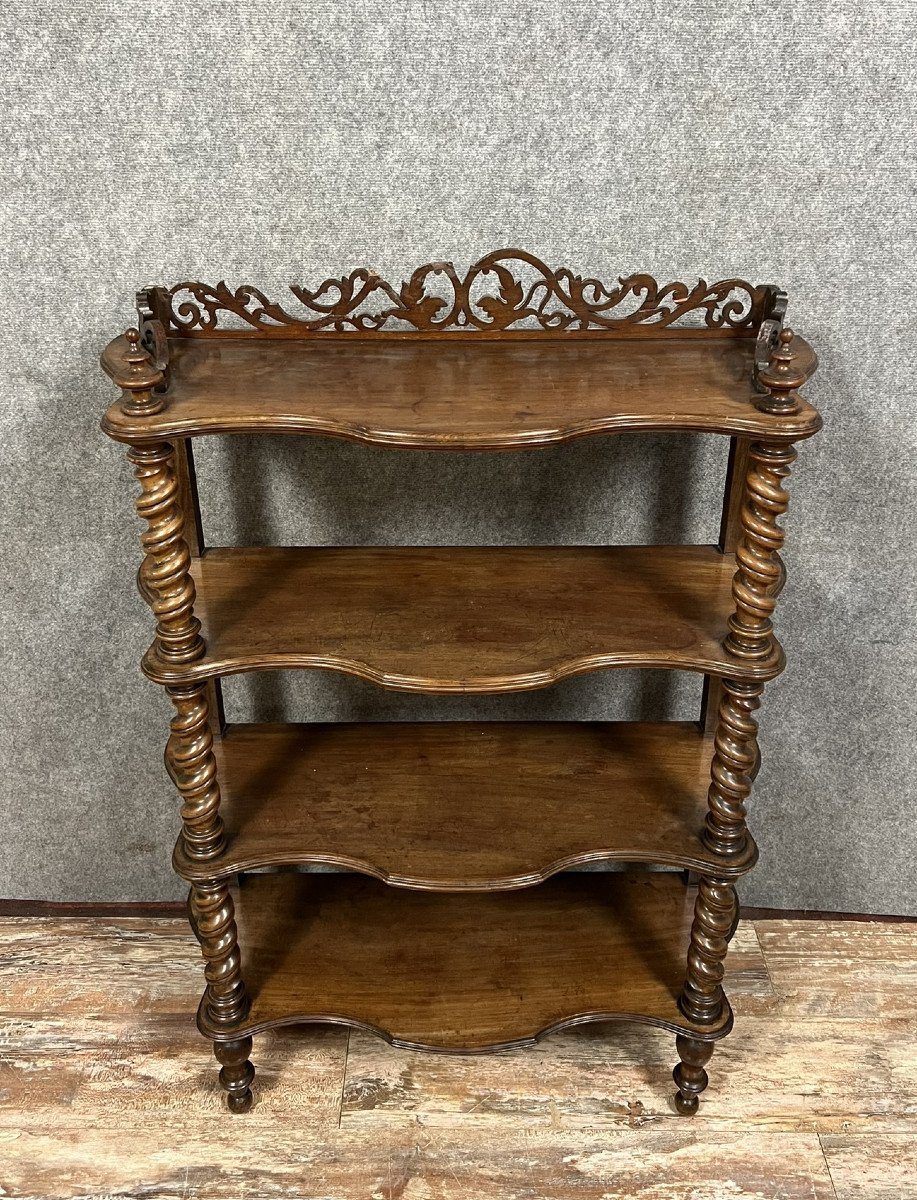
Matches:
[[2, 1, 915, 911]]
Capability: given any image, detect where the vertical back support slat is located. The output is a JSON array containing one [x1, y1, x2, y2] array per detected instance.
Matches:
[[700, 437, 751, 735], [172, 437, 226, 734]]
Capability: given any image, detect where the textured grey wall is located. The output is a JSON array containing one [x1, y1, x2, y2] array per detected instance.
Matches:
[[2, 1, 915, 911]]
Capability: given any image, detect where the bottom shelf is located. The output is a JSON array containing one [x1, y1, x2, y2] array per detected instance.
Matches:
[[198, 871, 732, 1051]]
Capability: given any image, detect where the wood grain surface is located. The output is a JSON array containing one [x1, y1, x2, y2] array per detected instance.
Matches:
[[101, 333, 821, 447], [199, 871, 731, 1048], [819, 1134, 917, 1200], [172, 721, 757, 887], [754, 920, 917, 1017], [141, 544, 786, 688], [4, 913, 911, 1198], [0, 1127, 841, 1199]]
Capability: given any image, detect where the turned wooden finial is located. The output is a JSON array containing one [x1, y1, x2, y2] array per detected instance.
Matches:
[[120, 327, 166, 417], [124, 327, 145, 371], [100, 325, 166, 417], [754, 327, 805, 415]]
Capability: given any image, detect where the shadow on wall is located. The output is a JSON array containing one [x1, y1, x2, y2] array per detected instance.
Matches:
[[191, 430, 730, 725]]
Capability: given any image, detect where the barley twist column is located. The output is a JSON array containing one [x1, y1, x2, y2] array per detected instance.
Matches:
[[702, 679, 763, 859], [679, 877, 737, 1027], [189, 882, 253, 1112], [677, 331, 803, 1113], [166, 683, 226, 861], [723, 439, 795, 663], [125, 395, 253, 1112], [673, 877, 737, 1114], [127, 441, 204, 667], [709, 332, 800, 853]]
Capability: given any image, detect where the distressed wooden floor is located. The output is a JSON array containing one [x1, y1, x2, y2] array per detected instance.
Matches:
[[1, 914, 915, 1199]]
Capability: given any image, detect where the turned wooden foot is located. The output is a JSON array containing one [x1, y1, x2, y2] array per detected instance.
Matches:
[[672, 1034, 714, 1115], [214, 1037, 255, 1112]]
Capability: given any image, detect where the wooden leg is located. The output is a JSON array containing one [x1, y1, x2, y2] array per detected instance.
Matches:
[[214, 1037, 255, 1113], [188, 880, 254, 1111], [672, 1035, 714, 1115], [127, 438, 255, 1111], [673, 876, 736, 1115]]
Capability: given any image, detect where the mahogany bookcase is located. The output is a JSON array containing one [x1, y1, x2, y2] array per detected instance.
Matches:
[[100, 250, 821, 1114]]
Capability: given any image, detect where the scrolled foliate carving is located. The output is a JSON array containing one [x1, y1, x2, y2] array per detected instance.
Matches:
[[136, 288, 170, 378], [754, 290, 788, 374], [165, 250, 773, 335]]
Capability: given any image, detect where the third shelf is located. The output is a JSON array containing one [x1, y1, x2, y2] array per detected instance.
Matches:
[[172, 721, 757, 888], [195, 869, 732, 1050]]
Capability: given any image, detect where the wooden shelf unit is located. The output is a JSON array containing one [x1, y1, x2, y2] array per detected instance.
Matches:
[[101, 250, 820, 1116]]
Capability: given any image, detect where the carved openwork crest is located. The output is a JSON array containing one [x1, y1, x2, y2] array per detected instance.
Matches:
[[158, 250, 779, 335]]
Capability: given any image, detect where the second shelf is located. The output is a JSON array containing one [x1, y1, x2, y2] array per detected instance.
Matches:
[[172, 721, 757, 887], [144, 544, 784, 689]]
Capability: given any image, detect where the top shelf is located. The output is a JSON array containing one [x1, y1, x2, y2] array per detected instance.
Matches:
[[100, 252, 820, 449], [102, 334, 820, 449]]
